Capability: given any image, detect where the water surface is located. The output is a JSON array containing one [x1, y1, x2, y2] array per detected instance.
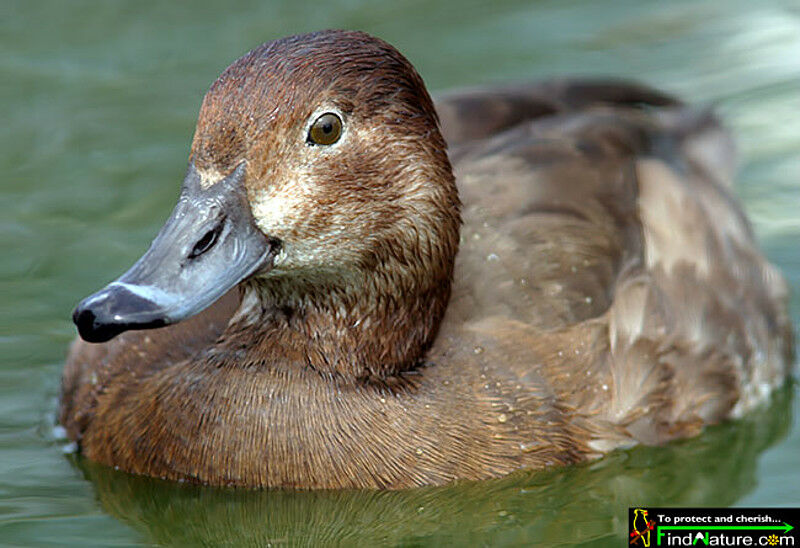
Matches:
[[1, 0, 799, 545]]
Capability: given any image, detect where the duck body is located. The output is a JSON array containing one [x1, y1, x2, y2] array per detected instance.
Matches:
[[60, 31, 793, 489]]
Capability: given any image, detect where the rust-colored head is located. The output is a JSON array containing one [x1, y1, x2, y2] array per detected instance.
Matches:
[[190, 30, 459, 280], [72, 31, 460, 376], [188, 30, 461, 377]]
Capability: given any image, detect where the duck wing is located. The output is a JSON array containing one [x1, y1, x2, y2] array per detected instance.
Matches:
[[437, 80, 792, 446]]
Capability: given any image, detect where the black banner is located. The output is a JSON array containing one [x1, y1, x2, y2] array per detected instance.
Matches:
[[628, 507, 799, 547]]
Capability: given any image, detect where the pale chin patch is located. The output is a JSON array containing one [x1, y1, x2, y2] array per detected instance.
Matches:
[[249, 178, 352, 270], [251, 187, 303, 234], [271, 247, 288, 267], [228, 283, 262, 326]]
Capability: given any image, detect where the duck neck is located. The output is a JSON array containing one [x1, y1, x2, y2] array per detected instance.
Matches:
[[222, 197, 461, 382]]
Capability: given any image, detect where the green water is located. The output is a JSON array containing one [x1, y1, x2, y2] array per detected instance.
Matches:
[[2, 0, 799, 545]]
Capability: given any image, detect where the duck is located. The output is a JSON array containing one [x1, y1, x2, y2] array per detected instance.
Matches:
[[59, 29, 793, 490]]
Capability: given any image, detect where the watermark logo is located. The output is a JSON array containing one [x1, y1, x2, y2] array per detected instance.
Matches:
[[628, 508, 797, 547], [631, 508, 657, 546]]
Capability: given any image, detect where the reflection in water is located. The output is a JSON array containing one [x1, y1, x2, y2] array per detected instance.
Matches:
[[73, 385, 793, 546]]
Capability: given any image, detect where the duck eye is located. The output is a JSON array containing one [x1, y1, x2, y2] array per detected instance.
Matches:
[[308, 113, 342, 146]]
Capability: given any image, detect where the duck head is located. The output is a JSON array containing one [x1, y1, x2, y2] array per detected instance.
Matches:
[[73, 30, 460, 377]]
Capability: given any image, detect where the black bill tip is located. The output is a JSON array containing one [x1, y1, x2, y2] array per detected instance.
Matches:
[[72, 287, 168, 343]]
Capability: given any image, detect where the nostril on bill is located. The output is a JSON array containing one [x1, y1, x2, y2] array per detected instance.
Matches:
[[188, 223, 223, 259]]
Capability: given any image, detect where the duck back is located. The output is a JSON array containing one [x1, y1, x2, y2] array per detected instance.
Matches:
[[435, 79, 792, 450]]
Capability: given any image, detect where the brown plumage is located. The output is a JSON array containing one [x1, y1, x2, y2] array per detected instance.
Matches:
[[60, 30, 793, 489]]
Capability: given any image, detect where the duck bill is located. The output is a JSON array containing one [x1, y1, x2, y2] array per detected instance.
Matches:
[[73, 162, 276, 343]]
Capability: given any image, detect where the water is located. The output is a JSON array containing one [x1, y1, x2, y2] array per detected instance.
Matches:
[[1, 0, 799, 545]]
